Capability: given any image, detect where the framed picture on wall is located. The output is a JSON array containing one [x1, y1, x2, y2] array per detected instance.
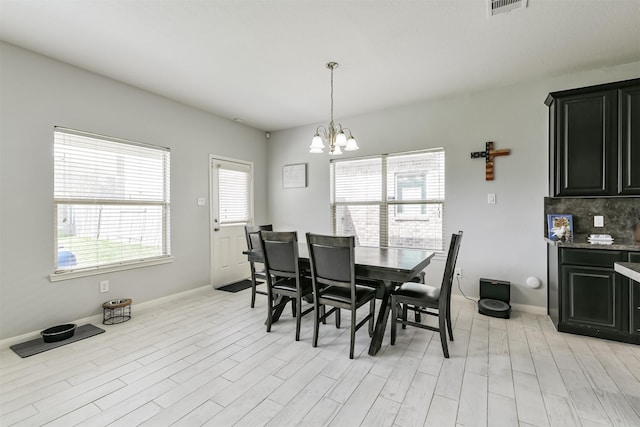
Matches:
[[282, 163, 307, 188]]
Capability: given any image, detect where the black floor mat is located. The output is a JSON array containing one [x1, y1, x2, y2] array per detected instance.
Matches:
[[218, 279, 255, 293], [10, 324, 105, 358]]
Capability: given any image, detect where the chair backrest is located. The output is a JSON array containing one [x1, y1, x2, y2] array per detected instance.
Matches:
[[245, 224, 273, 254], [259, 230, 300, 280], [439, 231, 463, 311], [306, 233, 356, 295]]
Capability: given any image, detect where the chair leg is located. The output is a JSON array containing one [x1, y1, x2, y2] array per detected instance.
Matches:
[[349, 309, 356, 359], [446, 307, 454, 341], [291, 298, 297, 317], [295, 297, 302, 341], [321, 305, 326, 324], [313, 301, 320, 348], [402, 304, 408, 330], [439, 311, 450, 358], [250, 273, 257, 308], [266, 292, 273, 333], [391, 297, 397, 345], [335, 308, 341, 329]]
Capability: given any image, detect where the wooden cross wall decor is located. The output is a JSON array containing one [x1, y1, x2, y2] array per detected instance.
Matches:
[[470, 141, 511, 180]]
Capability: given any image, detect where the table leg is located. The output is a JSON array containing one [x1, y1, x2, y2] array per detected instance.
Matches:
[[265, 295, 290, 325], [368, 281, 393, 356]]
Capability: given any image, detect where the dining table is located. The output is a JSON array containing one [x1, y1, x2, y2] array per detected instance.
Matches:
[[244, 243, 435, 356]]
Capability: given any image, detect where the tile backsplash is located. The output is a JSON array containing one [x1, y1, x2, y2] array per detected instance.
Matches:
[[544, 197, 640, 242]]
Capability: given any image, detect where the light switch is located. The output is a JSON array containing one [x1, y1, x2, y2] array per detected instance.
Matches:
[[487, 193, 496, 204], [197, 197, 205, 206], [594, 215, 604, 227]]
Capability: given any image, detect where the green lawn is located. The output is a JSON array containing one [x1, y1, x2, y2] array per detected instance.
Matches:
[[58, 236, 162, 268]]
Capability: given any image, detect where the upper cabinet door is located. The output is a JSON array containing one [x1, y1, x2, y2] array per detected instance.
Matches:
[[546, 78, 640, 197], [553, 90, 617, 197], [619, 86, 640, 195]]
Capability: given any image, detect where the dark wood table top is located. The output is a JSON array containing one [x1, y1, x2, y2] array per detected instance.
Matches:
[[311, 245, 434, 282], [247, 244, 435, 282]]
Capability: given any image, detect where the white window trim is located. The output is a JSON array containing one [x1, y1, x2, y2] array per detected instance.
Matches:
[[49, 256, 174, 282], [52, 127, 171, 279]]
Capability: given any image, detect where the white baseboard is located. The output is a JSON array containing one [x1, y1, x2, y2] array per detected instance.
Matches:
[[510, 302, 547, 316], [451, 294, 547, 316], [0, 284, 213, 350], [131, 284, 212, 313]]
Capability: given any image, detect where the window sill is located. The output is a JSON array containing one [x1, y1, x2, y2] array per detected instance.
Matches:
[[49, 256, 174, 282]]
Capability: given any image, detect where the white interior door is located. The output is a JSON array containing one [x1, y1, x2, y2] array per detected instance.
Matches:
[[210, 156, 253, 288]]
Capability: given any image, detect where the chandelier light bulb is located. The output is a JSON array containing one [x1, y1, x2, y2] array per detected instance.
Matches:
[[310, 133, 325, 153], [335, 131, 347, 147], [345, 135, 359, 151], [330, 144, 343, 155]]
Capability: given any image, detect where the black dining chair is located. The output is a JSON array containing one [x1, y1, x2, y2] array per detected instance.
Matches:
[[306, 233, 376, 359], [390, 231, 463, 358], [259, 230, 314, 341], [244, 224, 273, 308]]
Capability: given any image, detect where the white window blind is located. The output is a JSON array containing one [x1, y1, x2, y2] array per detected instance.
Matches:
[[53, 127, 171, 274], [217, 162, 250, 225], [331, 149, 445, 251]]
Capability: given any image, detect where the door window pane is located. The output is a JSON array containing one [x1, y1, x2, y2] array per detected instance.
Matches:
[[218, 168, 249, 224]]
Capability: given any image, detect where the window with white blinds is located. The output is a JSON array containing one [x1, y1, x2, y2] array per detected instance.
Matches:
[[53, 127, 171, 276], [331, 149, 445, 251]]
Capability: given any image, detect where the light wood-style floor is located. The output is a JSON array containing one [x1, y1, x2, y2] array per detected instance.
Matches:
[[1, 286, 639, 426]]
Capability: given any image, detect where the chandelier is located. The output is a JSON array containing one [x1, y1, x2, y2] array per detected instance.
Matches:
[[309, 62, 359, 155]]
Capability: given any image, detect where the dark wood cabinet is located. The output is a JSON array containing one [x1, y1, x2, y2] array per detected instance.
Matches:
[[561, 265, 623, 332], [547, 246, 638, 344], [620, 86, 640, 195], [629, 252, 640, 337], [546, 78, 640, 197], [631, 280, 640, 336]]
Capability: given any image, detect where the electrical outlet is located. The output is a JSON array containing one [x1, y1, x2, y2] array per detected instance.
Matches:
[[455, 268, 462, 278], [99, 280, 109, 293]]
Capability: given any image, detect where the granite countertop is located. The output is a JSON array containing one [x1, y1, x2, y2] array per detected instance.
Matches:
[[614, 262, 640, 282], [544, 234, 640, 252]]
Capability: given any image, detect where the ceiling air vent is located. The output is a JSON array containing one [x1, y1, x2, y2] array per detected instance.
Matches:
[[489, 0, 528, 16]]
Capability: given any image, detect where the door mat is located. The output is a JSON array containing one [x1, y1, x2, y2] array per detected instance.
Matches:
[[10, 324, 105, 358], [218, 279, 255, 293]]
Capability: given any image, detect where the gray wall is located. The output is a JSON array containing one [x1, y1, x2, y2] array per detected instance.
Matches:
[[266, 61, 640, 310], [0, 42, 269, 340]]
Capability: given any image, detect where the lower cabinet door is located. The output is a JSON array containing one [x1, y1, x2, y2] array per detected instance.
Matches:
[[632, 280, 640, 336], [561, 265, 622, 331]]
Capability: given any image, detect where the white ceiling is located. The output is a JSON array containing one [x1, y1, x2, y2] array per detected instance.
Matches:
[[1, 1, 639, 132]]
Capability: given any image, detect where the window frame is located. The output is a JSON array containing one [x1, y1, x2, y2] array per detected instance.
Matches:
[[50, 127, 172, 282], [331, 148, 445, 251]]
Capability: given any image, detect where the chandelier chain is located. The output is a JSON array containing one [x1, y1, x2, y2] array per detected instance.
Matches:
[[330, 64, 334, 125]]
